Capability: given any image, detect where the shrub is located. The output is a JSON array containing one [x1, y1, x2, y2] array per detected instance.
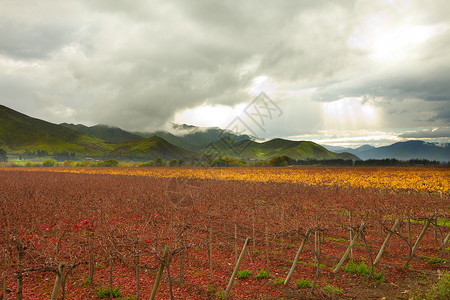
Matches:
[[139, 161, 155, 167], [256, 269, 270, 279], [237, 270, 252, 279], [323, 285, 343, 295], [42, 159, 57, 167], [296, 278, 312, 288], [96, 286, 121, 298]]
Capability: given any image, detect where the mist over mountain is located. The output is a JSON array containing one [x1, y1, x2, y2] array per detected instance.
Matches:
[[1, 105, 449, 162]]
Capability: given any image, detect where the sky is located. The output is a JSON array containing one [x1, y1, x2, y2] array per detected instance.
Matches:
[[1, 0, 449, 147]]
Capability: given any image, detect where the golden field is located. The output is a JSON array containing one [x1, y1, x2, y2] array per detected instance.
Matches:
[[8, 166, 449, 194]]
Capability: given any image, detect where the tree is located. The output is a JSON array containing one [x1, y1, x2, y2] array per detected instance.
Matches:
[[100, 159, 119, 167], [268, 156, 288, 166], [0, 149, 7, 162], [168, 159, 178, 167], [155, 157, 165, 166]]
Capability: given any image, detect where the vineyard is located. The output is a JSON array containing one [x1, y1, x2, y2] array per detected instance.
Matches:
[[0, 167, 449, 299]]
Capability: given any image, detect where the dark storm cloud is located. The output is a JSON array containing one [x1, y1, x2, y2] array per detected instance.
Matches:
[[399, 127, 450, 139], [0, 0, 449, 137]]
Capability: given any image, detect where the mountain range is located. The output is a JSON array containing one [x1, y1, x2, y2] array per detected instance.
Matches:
[[322, 142, 450, 161], [1, 104, 449, 162]]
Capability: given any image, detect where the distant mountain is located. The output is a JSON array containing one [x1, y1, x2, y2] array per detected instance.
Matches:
[[204, 137, 359, 161], [110, 136, 195, 160], [136, 124, 252, 151], [322, 144, 376, 155], [61, 123, 143, 143], [356, 141, 450, 161], [0, 105, 111, 155]]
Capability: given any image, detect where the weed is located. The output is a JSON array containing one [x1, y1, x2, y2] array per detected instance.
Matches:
[[256, 269, 270, 279], [428, 257, 443, 264], [237, 270, 252, 279], [323, 285, 343, 295], [96, 286, 121, 298], [410, 271, 450, 299], [215, 288, 229, 299], [285, 244, 293, 249], [82, 277, 91, 286], [343, 261, 385, 283], [325, 237, 346, 242], [251, 249, 261, 255], [295, 278, 312, 288], [272, 278, 284, 285]]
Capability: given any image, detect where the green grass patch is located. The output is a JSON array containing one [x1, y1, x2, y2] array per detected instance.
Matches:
[[325, 237, 346, 243], [237, 270, 252, 279], [410, 272, 450, 299], [343, 261, 385, 283], [96, 286, 121, 298], [323, 285, 343, 295], [256, 269, 270, 279], [295, 278, 312, 288], [272, 278, 285, 285]]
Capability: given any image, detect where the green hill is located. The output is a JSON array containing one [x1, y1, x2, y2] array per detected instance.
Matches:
[[61, 123, 144, 143], [203, 137, 358, 161], [110, 136, 196, 160], [0, 105, 112, 155], [135, 126, 249, 151]]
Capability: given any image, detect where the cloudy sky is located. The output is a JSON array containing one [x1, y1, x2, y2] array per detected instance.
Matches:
[[1, 0, 449, 147]]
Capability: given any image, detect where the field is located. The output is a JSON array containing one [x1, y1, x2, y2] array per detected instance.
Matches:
[[0, 167, 449, 299]]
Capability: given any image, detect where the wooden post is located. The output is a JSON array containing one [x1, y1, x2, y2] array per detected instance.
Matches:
[[252, 209, 256, 250], [108, 256, 114, 300], [306, 233, 320, 295], [51, 262, 65, 300], [209, 227, 213, 286], [223, 237, 250, 300], [407, 216, 412, 245], [280, 210, 285, 258], [135, 240, 140, 300], [16, 245, 24, 300], [374, 218, 401, 265], [234, 224, 238, 264], [442, 232, 450, 249], [349, 211, 353, 260], [2, 250, 6, 300], [150, 245, 170, 300], [405, 217, 432, 268], [88, 239, 94, 284], [265, 222, 269, 273], [333, 222, 365, 273], [284, 229, 311, 285]]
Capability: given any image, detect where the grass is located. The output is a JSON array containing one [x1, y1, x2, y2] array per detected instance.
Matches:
[[323, 285, 343, 295], [96, 286, 121, 298], [272, 278, 285, 285], [256, 269, 270, 279], [325, 237, 346, 243], [237, 270, 252, 279], [296, 278, 312, 288], [343, 261, 385, 283], [410, 272, 450, 299]]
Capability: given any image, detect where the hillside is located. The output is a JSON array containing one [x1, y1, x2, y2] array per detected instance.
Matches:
[[61, 123, 143, 143], [0, 105, 111, 155], [203, 137, 358, 161], [137, 124, 252, 151], [110, 136, 196, 160]]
